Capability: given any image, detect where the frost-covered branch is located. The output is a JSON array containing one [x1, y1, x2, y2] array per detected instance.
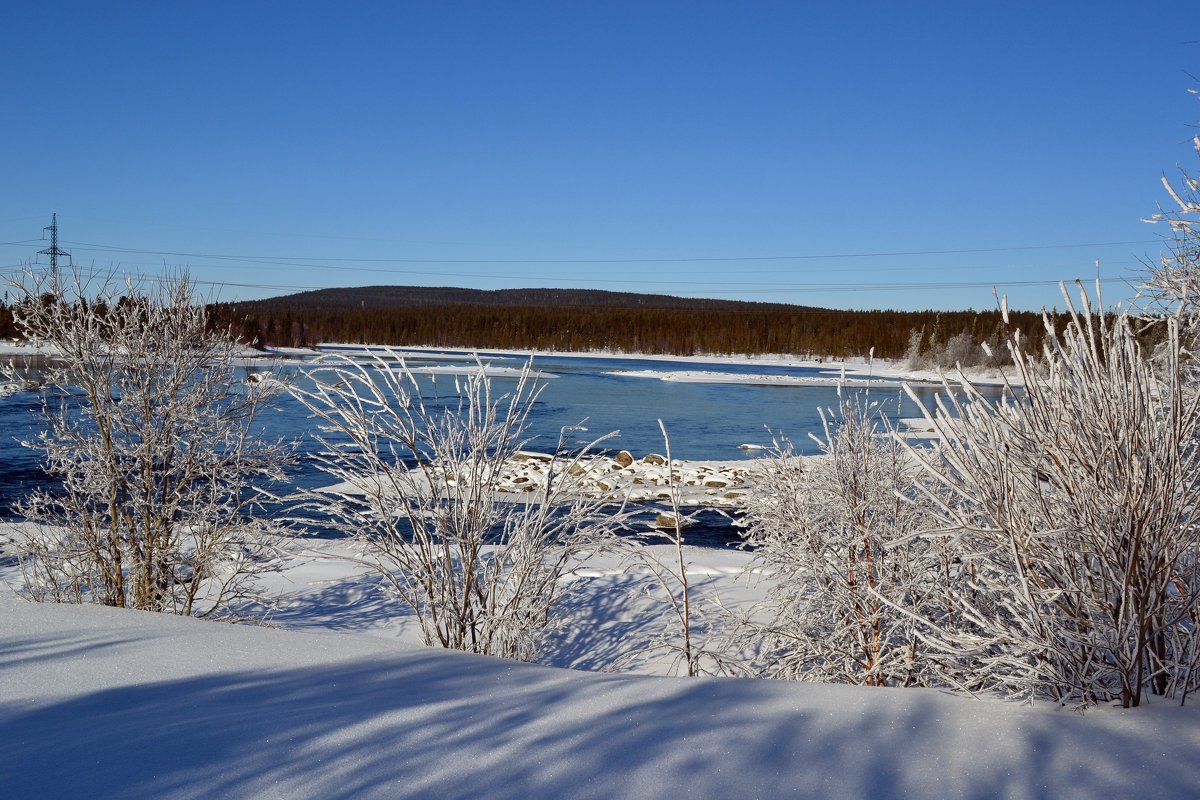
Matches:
[[1141, 86, 1200, 335], [7, 268, 291, 617], [290, 354, 631, 661], [738, 389, 943, 686], [903, 282, 1200, 707]]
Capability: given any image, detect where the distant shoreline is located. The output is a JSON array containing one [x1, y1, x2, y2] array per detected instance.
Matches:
[[0, 339, 1023, 388], [310, 342, 1023, 388]]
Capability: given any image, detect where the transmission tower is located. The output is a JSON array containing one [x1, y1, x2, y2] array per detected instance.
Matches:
[[38, 212, 71, 281]]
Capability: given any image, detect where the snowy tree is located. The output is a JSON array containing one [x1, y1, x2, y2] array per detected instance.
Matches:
[[1141, 85, 1200, 333], [903, 284, 1200, 707], [738, 389, 944, 686], [290, 355, 630, 662], [6, 269, 291, 617]]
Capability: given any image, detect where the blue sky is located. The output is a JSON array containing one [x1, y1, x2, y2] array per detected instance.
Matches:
[[2, 1, 1196, 311]]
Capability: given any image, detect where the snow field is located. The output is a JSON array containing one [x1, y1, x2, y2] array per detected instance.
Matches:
[[2, 562, 1198, 799]]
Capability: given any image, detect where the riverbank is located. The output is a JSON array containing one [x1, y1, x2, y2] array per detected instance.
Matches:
[[0, 338, 1024, 388], [313, 342, 1025, 388], [1, 542, 1195, 799]]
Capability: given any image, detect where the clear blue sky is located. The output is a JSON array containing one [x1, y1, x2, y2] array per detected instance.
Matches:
[[2, 1, 1196, 311]]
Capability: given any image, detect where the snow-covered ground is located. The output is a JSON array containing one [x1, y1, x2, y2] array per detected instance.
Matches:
[[2, 534, 1198, 798], [404, 364, 559, 379], [606, 367, 938, 388]]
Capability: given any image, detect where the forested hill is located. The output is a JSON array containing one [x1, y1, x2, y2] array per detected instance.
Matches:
[[229, 285, 814, 312], [212, 285, 1049, 362]]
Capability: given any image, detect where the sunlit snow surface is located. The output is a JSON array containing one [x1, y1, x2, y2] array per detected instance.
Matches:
[[2, 563, 1198, 799]]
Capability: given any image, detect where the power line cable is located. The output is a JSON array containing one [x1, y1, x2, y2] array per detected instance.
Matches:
[[6, 263, 1136, 315], [34, 238, 1146, 292], [36, 252, 1143, 290], [18, 262, 1134, 296], [59, 237, 1164, 265], [5, 230, 1147, 302]]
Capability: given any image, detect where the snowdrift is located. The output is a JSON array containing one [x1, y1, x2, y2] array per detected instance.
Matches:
[[3, 592, 1198, 799]]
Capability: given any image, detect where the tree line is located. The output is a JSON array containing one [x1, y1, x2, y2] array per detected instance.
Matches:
[[0, 297, 18, 339], [212, 294, 1055, 360], [1, 282, 1062, 361]]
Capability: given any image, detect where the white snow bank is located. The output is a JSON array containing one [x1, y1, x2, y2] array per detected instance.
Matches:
[[2, 589, 1197, 799], [370, 344, 1023, 387], [404, 364, 558, 379], [606, 368, 933, 388], [316, 344, 503, 362], [0, 341, 60, 358], [265, 346, 320, 356]]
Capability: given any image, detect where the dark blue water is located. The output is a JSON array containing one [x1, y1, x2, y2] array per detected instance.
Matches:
[[305, 348, 926, 458], [0, 349, 966, 544], [503, 352, 916, 459], [0, 391, 50, 517]]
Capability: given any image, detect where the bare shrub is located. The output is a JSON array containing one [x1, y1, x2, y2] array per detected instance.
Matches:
[[7, 269, 290, 617], [738, 389, 943, 686], [290, 355, 630, 662], [613, 421, 735, 677], [904, 284, 1200, 707], [903, 328, 928, 370], [904, 327, 991, 371], [938, 331, 978, 369]]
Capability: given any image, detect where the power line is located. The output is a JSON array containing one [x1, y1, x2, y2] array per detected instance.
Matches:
[[21, 261, 1135, 296], [3, 225, 1149, 303], [35, 249, 1143, 290], [35, 234, 1147, 293], [6, 262, 1139, 318], [58, 237, 1164, 266], [37, 213, 71, 280], [8, 248, 1143, 296]]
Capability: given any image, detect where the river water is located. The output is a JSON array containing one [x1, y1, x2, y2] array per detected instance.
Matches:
[[0, 348, 970, 543]]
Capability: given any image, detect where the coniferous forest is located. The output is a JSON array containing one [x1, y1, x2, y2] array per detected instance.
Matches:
[[211, 285, 1054, 361]]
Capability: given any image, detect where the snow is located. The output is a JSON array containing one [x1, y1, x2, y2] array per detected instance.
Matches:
[[372, 344, 1023, 386], [314, 454, 758, 509], [0, 340, 30, 356], [265, 346, 321, 356], [314, 344, 500, 362], [606, 367, 934, 388], [2, 535, 1199, 798], [0, 341, 60, 359], [404, 364, 559, 379]]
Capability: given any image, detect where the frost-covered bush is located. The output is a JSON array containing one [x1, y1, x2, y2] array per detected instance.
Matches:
[[905, 285, 1200, 707], [291, 356, 629, 662], [7, 269, 290, 617], [1142, 86, 1200, 334], [613, 421, 734, 677], [739, 390, 945, 686], [903, 327, 1003, 371]]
